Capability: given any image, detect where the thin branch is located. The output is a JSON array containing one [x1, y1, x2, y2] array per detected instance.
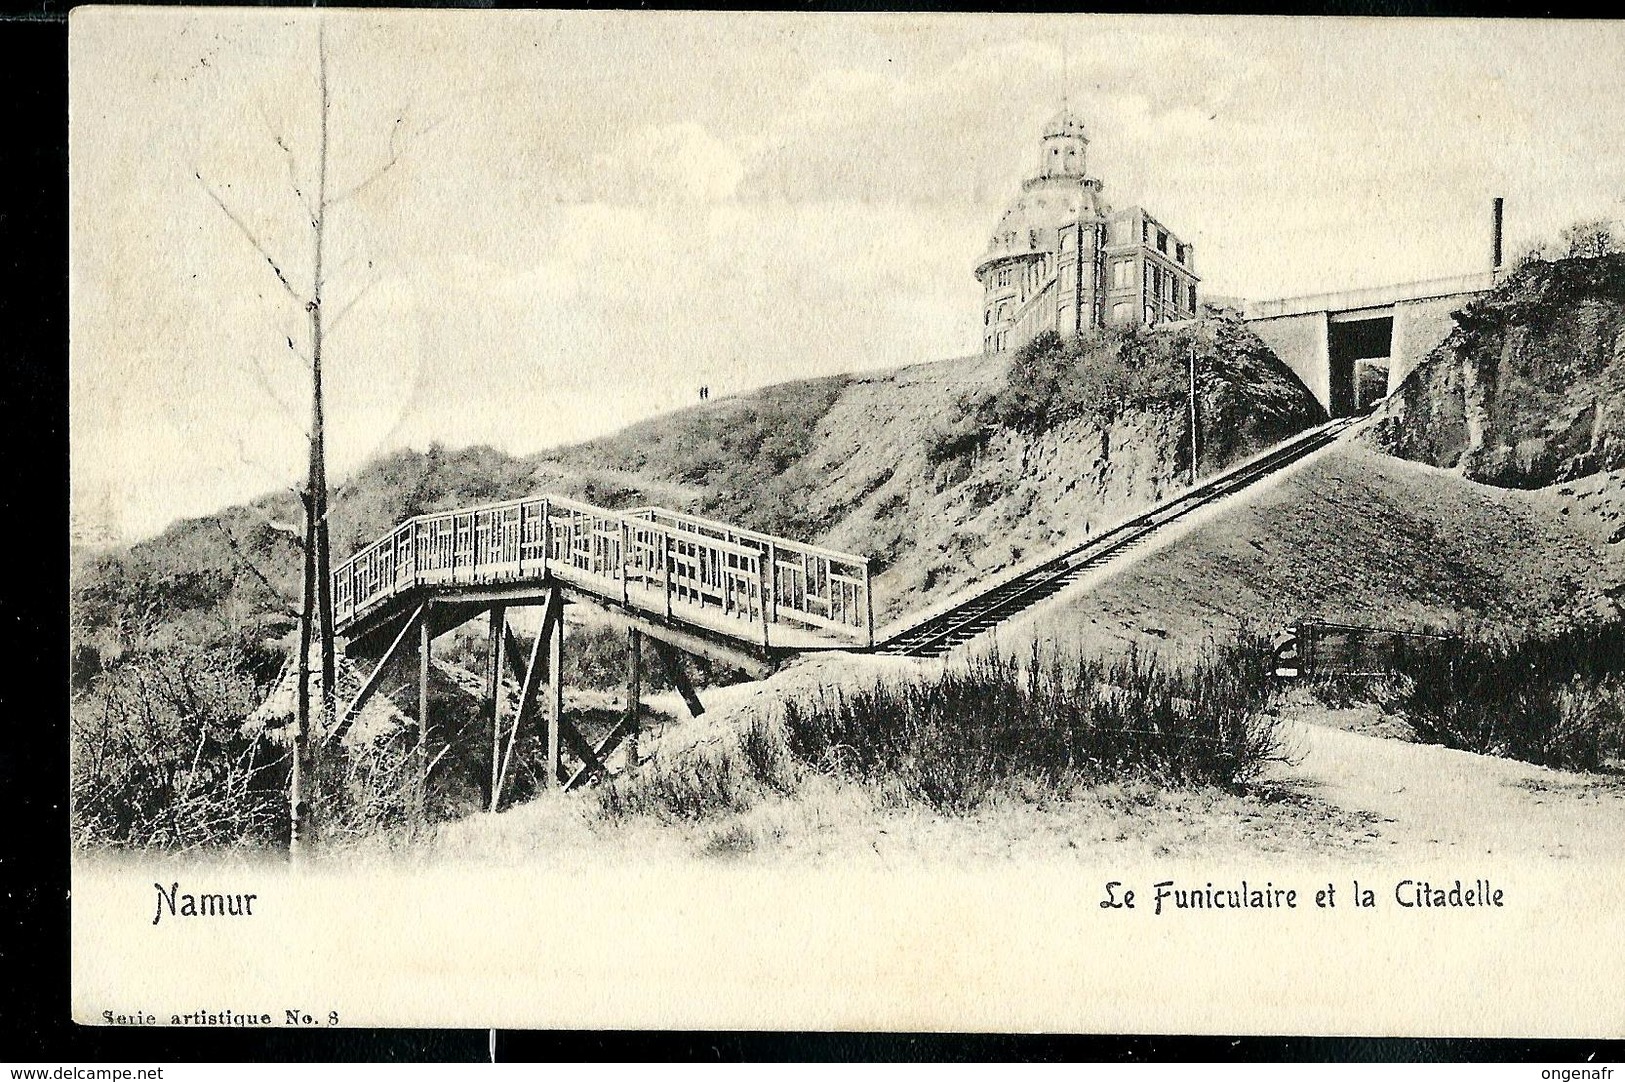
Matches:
[[195, 171, 302, 303], [238, 339, 307, 427], [327, 275, 379, 334], [284, 333, 312, 370], [255, 96, 317, 225], [326, 111, 444, 208]]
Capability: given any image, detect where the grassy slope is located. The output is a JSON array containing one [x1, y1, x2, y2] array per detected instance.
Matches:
[[997, 441, 1625, 663]]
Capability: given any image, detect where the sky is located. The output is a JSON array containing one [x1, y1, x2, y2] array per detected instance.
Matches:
[[70, 10, 1625, 541]]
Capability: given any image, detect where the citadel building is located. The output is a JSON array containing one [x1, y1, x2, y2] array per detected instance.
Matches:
[[977, 108, 1200, 355]]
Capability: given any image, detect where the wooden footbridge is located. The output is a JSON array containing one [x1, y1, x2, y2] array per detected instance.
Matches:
[[330, 414, 1355, 811], [330, 495, 874, 808]]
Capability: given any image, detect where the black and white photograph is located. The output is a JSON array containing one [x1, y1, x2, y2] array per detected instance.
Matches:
[[65, 8, 1625, 1037]]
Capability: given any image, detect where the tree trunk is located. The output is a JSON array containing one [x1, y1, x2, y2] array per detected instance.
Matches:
[[291, 489, 316, 859], [310, 18, 337, 829]]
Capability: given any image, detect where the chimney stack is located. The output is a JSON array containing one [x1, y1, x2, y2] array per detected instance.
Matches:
[[1492, 197, 1505, 272]]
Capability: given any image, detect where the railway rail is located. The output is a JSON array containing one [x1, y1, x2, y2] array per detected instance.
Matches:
[[876, 415, 1358, 658]]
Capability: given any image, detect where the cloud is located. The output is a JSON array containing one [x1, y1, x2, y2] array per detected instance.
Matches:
[[589, 122, 745, 204]]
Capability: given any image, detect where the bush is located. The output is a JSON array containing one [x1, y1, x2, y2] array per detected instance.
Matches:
[[596, 740, 760, 821], [783, 638, 1283, 813], [597, 633, 1288, 821], [71, 645, 288, 850], [1389, 620, 1625, 771]]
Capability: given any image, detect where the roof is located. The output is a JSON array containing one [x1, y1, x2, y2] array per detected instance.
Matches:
[[976, 175, 1106, 275], [1042, 107, 1088, 141]]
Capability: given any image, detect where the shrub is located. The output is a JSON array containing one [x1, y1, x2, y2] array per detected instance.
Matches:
[[784, 638, 1287, 811], [71, 645, 288, 850], [596, 741, 759, 821], [783, 636, 1280, 805], [924, 391, 997, 468], [994, 326, 1194, 436], [1388, 620, 1625, 771], [598, 633, 1287, 822]]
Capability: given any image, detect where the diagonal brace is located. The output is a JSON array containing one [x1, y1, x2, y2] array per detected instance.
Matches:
[[329, 603, 425, 745], [563, 719, 628, 792], [650, 639, 705, 718], [491, 590, 564, 811]]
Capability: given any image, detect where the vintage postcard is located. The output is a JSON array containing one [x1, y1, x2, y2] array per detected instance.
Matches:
[[69, 8, 1625, 1035]]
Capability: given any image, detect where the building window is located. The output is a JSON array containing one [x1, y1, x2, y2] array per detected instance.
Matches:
[[1112, 301, 1131, 323], [1142, 220, 1150, 243], [1157, 230, 1169, 254], [1189, 284, 1198, 312], [1112, 260, 1132, 289], [1144, 304, 1156, 325]]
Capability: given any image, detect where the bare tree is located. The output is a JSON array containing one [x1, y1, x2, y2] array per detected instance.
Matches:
[[197, 18, 432, 857]]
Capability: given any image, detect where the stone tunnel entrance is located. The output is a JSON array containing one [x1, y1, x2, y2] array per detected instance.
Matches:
[[1327, 313, 1394, 417]]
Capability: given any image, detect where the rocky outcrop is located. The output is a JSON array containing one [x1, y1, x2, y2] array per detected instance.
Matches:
[[1363, 255, 1625, 488]]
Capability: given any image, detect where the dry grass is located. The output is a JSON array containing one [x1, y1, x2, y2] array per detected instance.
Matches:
[[596, 634, 1289, 826]]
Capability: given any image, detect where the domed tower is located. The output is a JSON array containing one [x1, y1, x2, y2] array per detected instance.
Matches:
[[1037, 107, 1088, 179], [975, 107, 1109, 354]]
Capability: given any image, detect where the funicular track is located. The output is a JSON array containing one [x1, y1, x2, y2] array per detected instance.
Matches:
[[876, 415, 1359, 659]]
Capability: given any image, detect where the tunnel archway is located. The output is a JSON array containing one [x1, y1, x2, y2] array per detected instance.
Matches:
[[1327, 313, 1394, 416]]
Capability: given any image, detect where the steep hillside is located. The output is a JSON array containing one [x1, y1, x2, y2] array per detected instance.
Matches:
[[74, 314, 1323, 639], [997, 442, 1625, 663], [539, 314, 1324, 623], [1363, 254, 1625, 487]]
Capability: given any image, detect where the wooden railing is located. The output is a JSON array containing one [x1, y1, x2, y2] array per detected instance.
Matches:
[[332, 495, 875, 650]]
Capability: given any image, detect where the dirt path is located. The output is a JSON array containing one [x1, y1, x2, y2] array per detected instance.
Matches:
[[1273, 713, 1625, 861]]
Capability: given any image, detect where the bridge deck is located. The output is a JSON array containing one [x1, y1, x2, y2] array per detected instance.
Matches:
[[334, 495, 874, 657]]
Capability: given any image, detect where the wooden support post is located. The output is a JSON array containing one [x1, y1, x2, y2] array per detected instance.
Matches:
[[540, 499, 550, 576], [414, 603, 431, 833], [864, 557, 876, 649], [547, 585, 564, 789], [515, 502, 525, 578], [1188, 343, 1199, 486], [662, 531, 673, 620], [620, 520, 631, 604], [766, 541, 777, 623], [758, 552, 771, 649], [496, 588, 562, 804], [486, 605, 506, 811], [624, 626, 642, 777], [493, 620, 541, 812]]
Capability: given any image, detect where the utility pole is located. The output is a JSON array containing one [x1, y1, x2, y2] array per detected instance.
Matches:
[[311, 20, 337, 802]]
